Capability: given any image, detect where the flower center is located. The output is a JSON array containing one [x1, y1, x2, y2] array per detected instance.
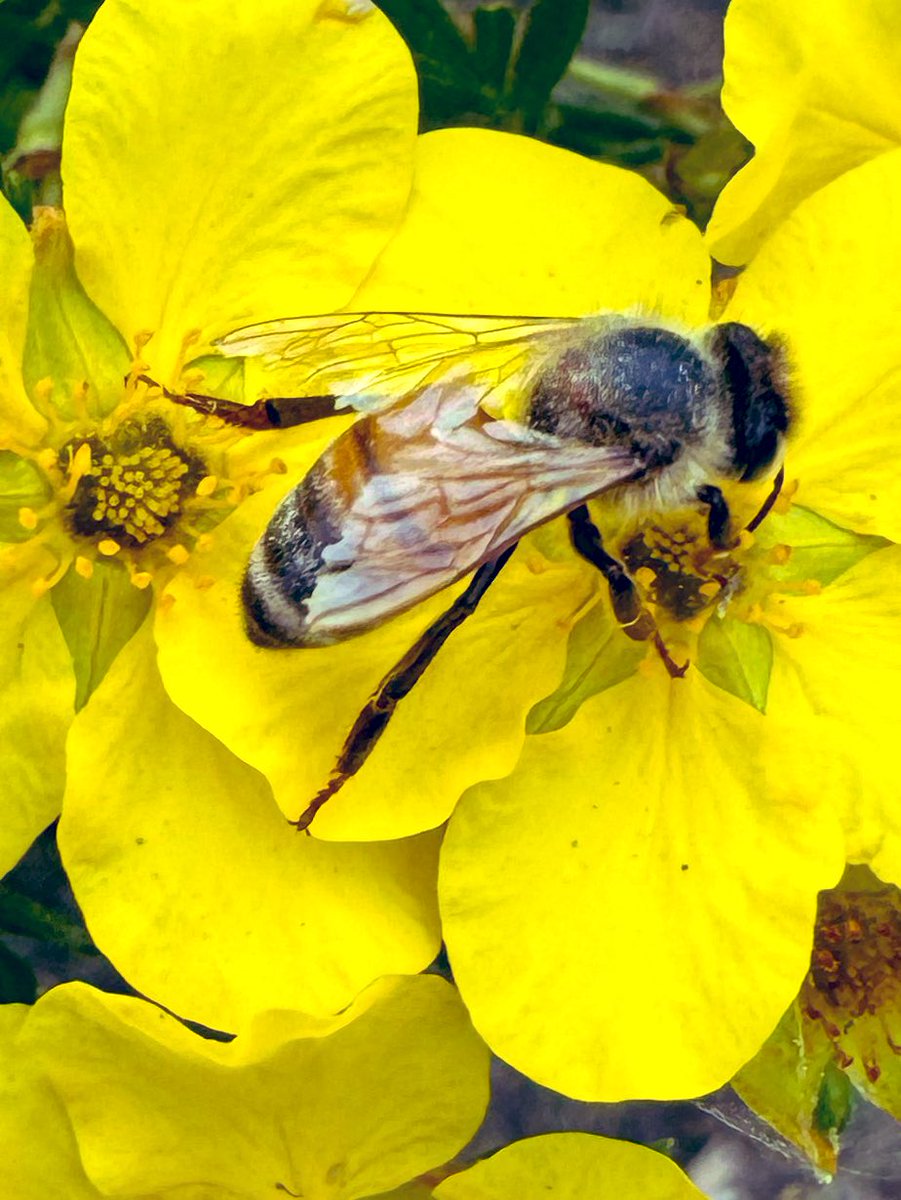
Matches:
[[803, 884, 901, 1080], [64, 416, 205, 547], [620, 517, 737, 624]]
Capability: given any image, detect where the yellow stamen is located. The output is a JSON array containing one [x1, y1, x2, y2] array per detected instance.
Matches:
[[769, 544, 792, 565], [98, 538, 120, 556], [131, 571, 153, 589], [18, 507, 39, 531], [74, 555, 94, 579], [634, 566, 656, 589], [167, 544, 190, 565], [195, 474, 218, 497]]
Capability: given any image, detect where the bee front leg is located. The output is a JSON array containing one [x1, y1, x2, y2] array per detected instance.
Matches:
[[566, 504, 688, 679], [293, 542, 519, 833], [136, 375, 346, 429], [696, 484, 733, 549]]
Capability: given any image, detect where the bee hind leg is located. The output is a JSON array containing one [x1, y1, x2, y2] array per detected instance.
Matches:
[[136, 375, 345, 429], [566, 504, 688, 680], [292, 543, 519, 833]]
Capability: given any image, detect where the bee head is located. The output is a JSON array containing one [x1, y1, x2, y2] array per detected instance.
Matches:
[[709, 322, 791, 481]]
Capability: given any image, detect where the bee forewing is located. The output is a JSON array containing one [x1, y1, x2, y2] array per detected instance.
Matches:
[[216, 311, 580, 413], [247, 380, 644, 646]]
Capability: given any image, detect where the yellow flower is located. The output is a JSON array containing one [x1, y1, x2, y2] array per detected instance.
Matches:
[[1, 975, 490, 1198], [0, 0, 443, 1030], [707, 0, 901, 265], [733, 867, 901, 1176], [161, 127, 901, 1100]]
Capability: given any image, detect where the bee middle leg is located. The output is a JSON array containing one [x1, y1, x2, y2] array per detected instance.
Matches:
[[293, 542, 519, 833], [136, 375, 345, 429], [566, 504, 688, 679]]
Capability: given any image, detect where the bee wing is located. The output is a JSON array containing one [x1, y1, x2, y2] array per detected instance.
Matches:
[[217, 311, 581, 413], [253, 381, 643, 646]]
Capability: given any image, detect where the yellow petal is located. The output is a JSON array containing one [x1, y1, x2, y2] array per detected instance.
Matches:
[[765, 546, 901, 866], [354, 127, 711, 324], [0, 194, 43, 446], [726, 149, 901, 541], [435, 1132, 704, 1200], [155, 474, 596, 840], [0, 541, 74, 877], [0, 1005, 102, 1198], [440, 667, 844, 1100], [708, 0, 901, 265], [24, 975, 489, 1199], [58, 619, 442, 1029], [62, 0, 418, 376]]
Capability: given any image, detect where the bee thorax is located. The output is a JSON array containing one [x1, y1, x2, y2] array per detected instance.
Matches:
[[527, 325, 725, 473]]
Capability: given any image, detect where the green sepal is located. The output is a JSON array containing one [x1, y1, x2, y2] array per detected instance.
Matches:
[[696, 613, 773, 714], [527, 601, 643, 733], [50, 558, 152, 712], [0, 450, 51, 541], [22, 212, 129, 421], [758, 505, 890, 588]]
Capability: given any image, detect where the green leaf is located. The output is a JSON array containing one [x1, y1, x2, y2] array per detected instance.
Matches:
[[472, 6, 516, 94], [0, 883, 96, 955], [50, 558, 152, 712], [756, 505, 890, 588], [509, 0, 590, 127], [527, 601, 643, 733], [0, 451, 51, 542], [376, 0, 484, 125], [0, 941, 37, 1003], [696, 613, 773, 713]]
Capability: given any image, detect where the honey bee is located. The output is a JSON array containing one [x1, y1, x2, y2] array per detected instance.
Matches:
[[157, 310, 791, 830]]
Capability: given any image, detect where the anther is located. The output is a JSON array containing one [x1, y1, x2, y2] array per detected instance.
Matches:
[[195, 474, 218, 497], [98, 538, 120, 556], [18, 507, 38, 530]]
